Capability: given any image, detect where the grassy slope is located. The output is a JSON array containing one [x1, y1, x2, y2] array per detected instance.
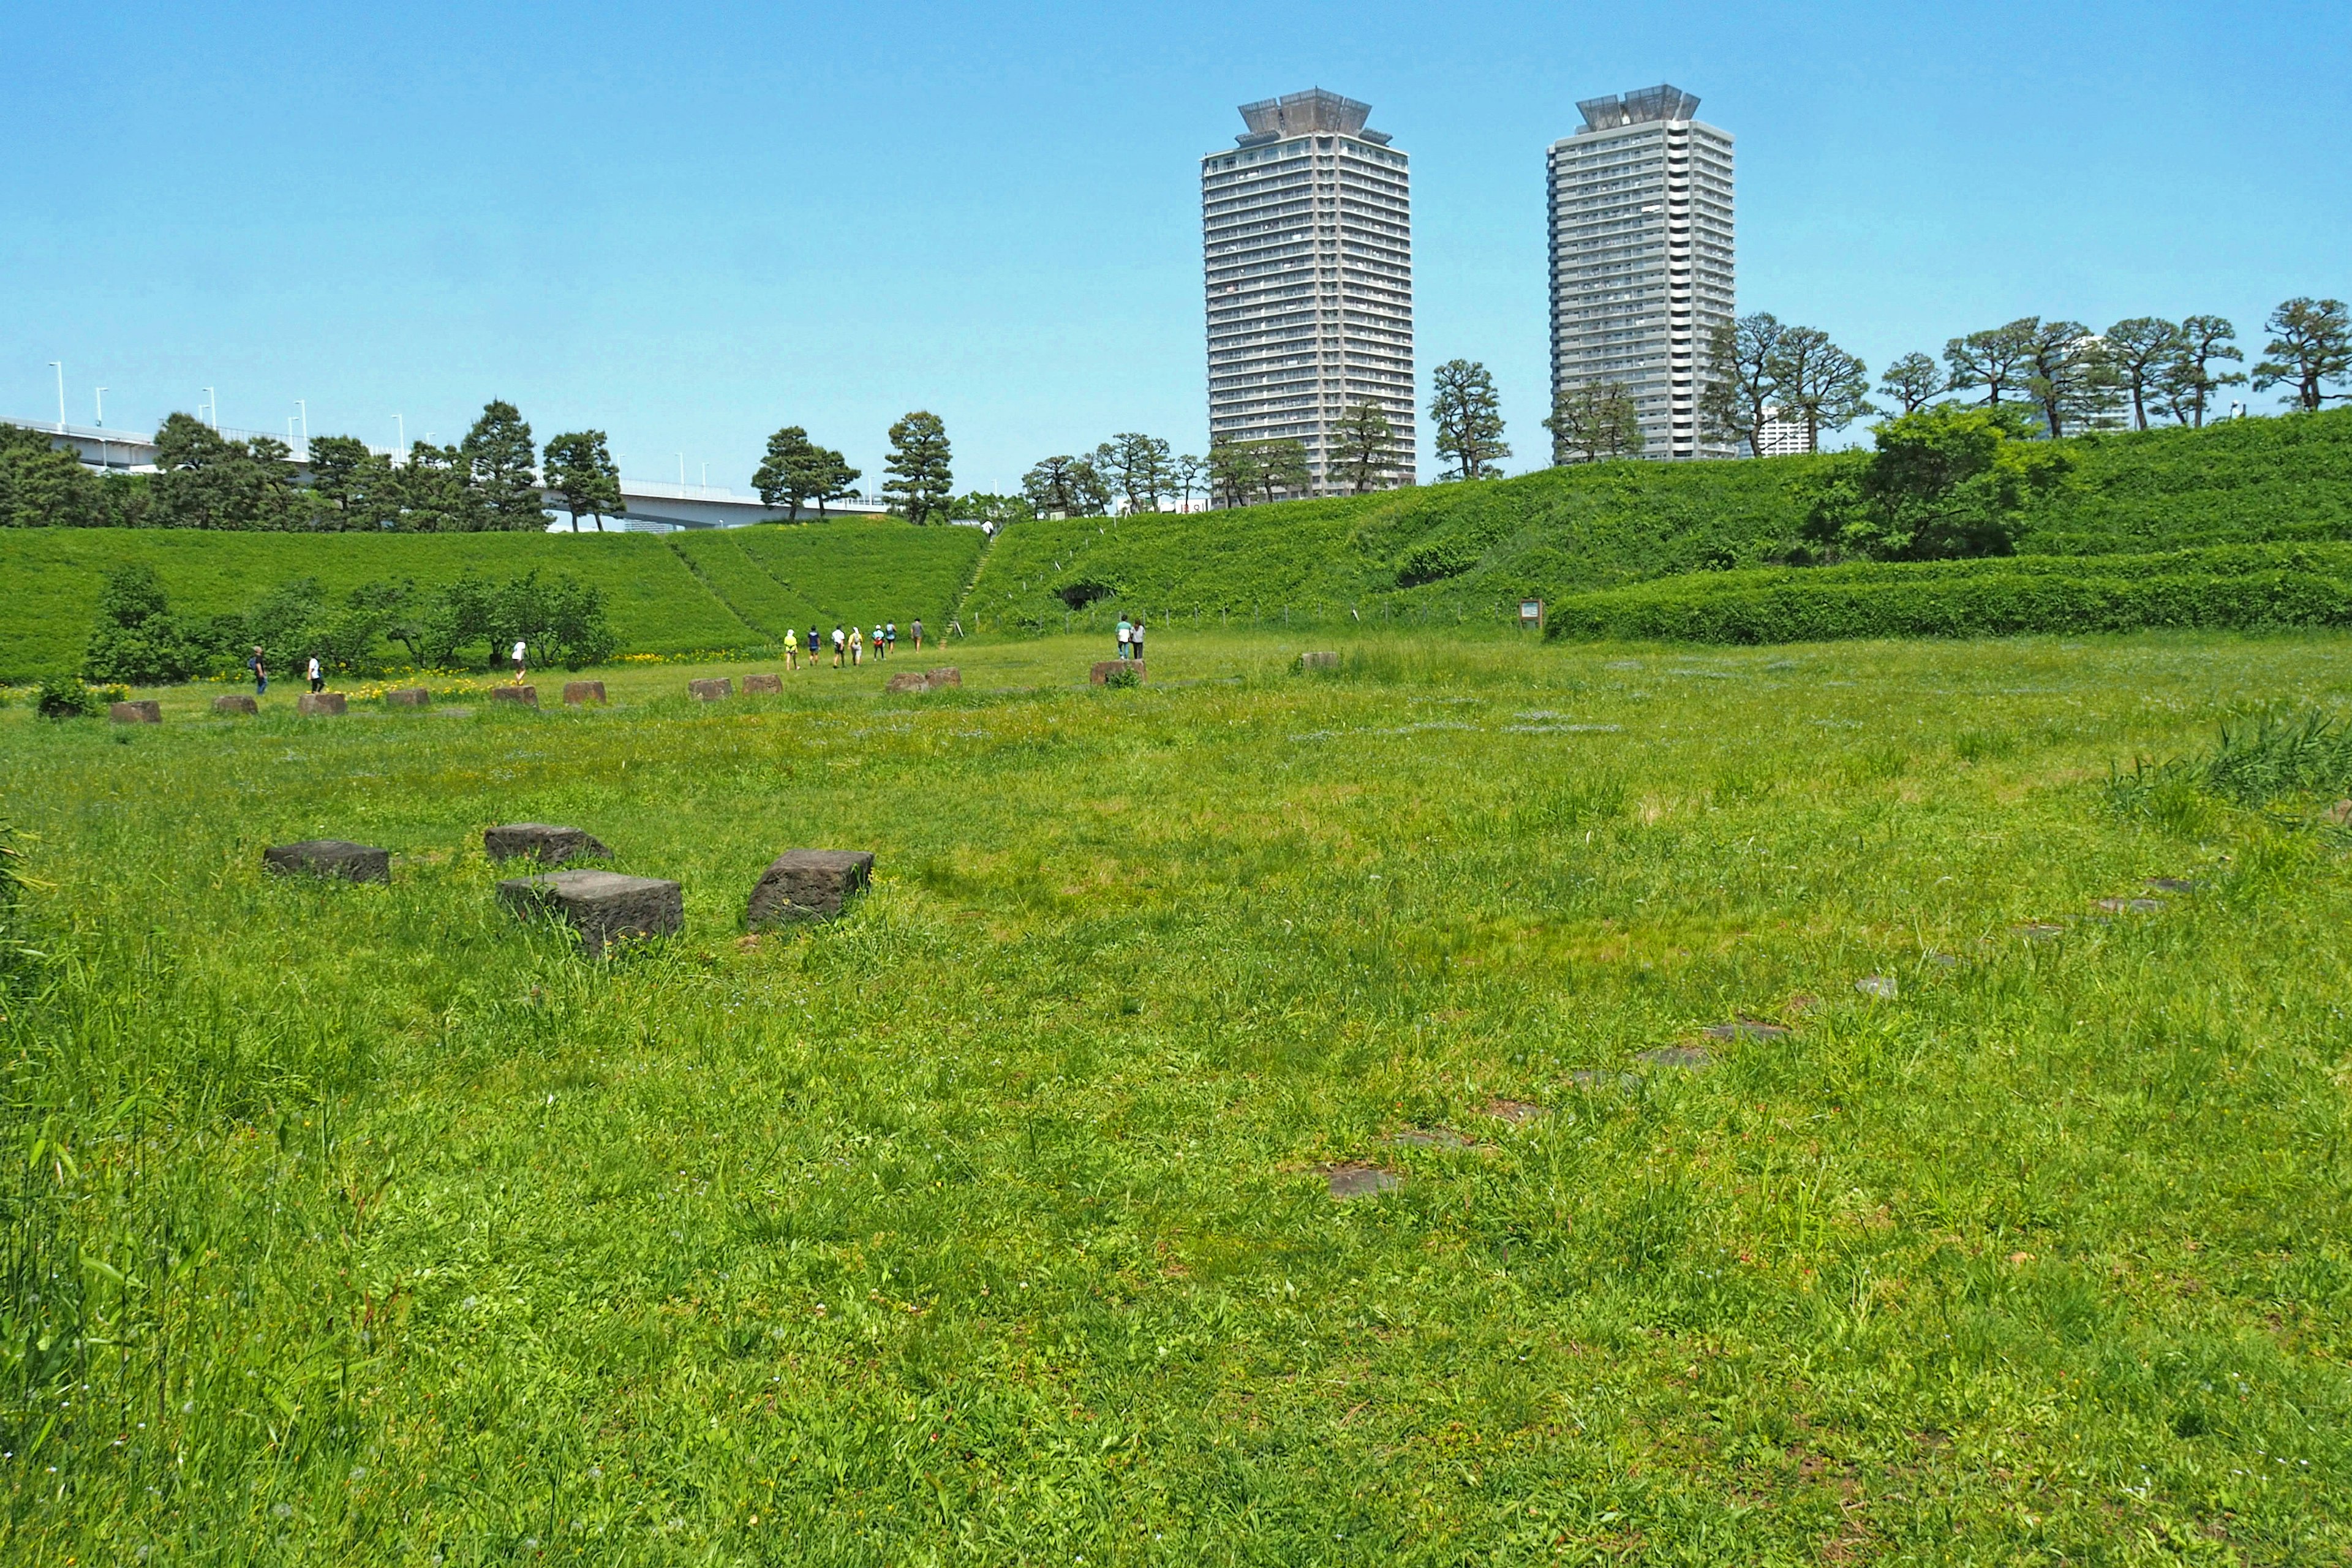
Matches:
[[968, 409, 2352, 633], [4, 629, 2350, 1559], [0, 521, 989, 679]]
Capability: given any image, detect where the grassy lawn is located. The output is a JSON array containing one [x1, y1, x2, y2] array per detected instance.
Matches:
[[3, 628, 2350, 1563]]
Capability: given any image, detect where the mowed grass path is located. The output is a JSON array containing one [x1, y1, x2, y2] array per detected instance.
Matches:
[[4, 630, 2351, 1563]]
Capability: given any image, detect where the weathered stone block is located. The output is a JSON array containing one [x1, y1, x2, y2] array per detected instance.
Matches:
[[386, 687, 431, 707], [263, 839, 391, 883], [885, 671, 930, 693], [489, 685, 538, 706], [110, 699, 162, 723], [296, 692, 347, 717], [213, 693, 258, 715], [689, 677, 733, 701], [742, 673, 782, 695], [498, 869, 683, 957], [1090, 660, 1145, 684], [483, 823, 611, 866], [562, 680, 606, 706], [925, 667, 962, 687], [745, 848, 875, 927], [1299, 650, 1340, 670]]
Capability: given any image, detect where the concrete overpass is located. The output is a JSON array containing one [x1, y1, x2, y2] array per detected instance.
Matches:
[[4, 416, 890, 529]]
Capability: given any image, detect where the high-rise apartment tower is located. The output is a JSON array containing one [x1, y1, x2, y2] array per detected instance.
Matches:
[[1546, 85, 1734, 460], [1203, 89, 1415, 493]]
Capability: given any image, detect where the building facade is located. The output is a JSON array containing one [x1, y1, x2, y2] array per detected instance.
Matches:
[[1546, 85, 1735, 460], [1203, 89, 1415, 494]]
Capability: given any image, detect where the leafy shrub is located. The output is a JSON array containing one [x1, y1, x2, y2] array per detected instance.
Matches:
[[1101, 665, 1141, 690], [1543, 545, 2352, 645], [34, 676, 102, 718], [1798, 405, 2072, 562]]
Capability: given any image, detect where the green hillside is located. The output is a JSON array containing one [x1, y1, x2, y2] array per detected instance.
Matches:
[[968, 410, 2352, 633], [0, 521, 987, 679]]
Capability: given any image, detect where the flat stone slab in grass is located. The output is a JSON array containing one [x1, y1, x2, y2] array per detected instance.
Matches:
[[1638, 1046, 1713, 1070], [741, 673, 782, 695], [1926, 951, 1962, 968], [562, 681, 605, 706], [2144, 876, 2201, 895], [296, 692, 347, 716], [497, 869, 682, 957], [1381, 1128, 1473, 1149], [110, 699, 162, 723], [747, 848, 876, 927], [489, 685, 537, 706], [1702, 1020, 1789, 1042], [483, 823, 611, 866], [689, 677, 733, 701], [386, 687, 431, 707], [213, 693, 258, 715], [1317, 1163, 1401, 1199], [925, 667, 961, 687], [2095, 896, 2165, 914], [2013, 922, 2065, 943], [1854, 975, 1898, 998], [1300, 650, 1340, 670], [1483, 1097, 1551, 1121], [263, 839, 391, 883], [1090, 660, 1146, 684], [884, 671, 930, 694]]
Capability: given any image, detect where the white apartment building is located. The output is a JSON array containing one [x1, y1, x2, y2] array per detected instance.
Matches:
[[1203, 89, 1415, 493], [1547, 85, 1735, 460]]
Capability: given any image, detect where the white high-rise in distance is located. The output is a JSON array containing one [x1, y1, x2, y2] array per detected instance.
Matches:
[[1547, 85, 1735, 459], [1203, 89, 1415, 494]]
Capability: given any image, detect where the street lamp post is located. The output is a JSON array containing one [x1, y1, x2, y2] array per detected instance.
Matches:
[[203, 388, 217, 430], [48, 363, 64, 432], [94, 387, 107, 471]]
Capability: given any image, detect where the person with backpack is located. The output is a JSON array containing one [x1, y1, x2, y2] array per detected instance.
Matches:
[[911, 617, 924, 651], [870, 623, 884, 661], [831, 625, 846, 668], [885, 621, 897, 658], [784, 627, 799, 671], [849, 625, 864, 666]]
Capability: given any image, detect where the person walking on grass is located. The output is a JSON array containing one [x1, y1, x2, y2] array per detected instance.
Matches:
[[784, 627, 799, 672], [511, 639, 527, 679], [1129, 614, 1144, 665], [850, 625, 864, 666], [885, 621, 897, 658], [809, 627, 821, 672], [1116, 615, 1133, 661], [832, 625, 846, 668], [911, 617, 924, 651], [307, 654, 324, 694], [249, 646, 268, 696], [871, 623, 884, 661]]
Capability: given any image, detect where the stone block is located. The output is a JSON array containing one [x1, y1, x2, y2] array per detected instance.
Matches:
[[885, 671, 930, 693], [386, 687, 431, 707], [1299, 650, 1340, 670], [562, 680, 606, 706], [1090, 660, 1145, 684], [296, 692, 347, 717], [213, 693, 258, 716], [483, 823, 612, 866], [742, 673, 782, 695], [925, 667, 962, 687], [498, 869, 683, 957], [110, 699, 162, 723], [745, 848, 875, 927], [689, 677, 733, 701], [263, 839, 390, 883], [489, 685, 538, 706]]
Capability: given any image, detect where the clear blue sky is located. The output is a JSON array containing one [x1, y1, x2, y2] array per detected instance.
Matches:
[[5, 1, 2346, 491]]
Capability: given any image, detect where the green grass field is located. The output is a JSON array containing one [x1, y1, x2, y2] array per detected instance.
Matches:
[[4, 627, 2350, 1561], [0, 522, 986, 679]]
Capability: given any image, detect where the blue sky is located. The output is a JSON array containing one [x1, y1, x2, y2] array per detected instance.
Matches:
[[4, 1, 2346, 490]]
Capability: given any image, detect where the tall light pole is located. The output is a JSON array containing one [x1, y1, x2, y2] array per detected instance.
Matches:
[[203, 388, 217, 430], [677, 453, 685, 491], [94, 387, 107, 471], [394, 413, 405, 458], [48, 363, 64, 432]]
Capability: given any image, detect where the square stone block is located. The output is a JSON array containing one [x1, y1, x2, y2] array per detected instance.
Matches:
[[885, 671, 930, 693], [110, 699, 162, 723], [296, 692, 347, 716], [499, 869, 683, 957], [746, 848, 875, 927], [386, 687, 431, 707], [1090, 660, 1145, 684], [925, 667, 962, 687], [742, 673, 782, 695], [1299, 651, 1340, 670], [484, 823, 611, 866], [489, 685, 538, 706], [213, 693, 258, 715], [689, 677, 733, 701], [562, 681, 606, 706], [263, 839, 390, 883]]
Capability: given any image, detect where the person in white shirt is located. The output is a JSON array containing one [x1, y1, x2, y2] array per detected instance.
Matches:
[[307, 655, 323, 693], [511, 640, 527, 678]]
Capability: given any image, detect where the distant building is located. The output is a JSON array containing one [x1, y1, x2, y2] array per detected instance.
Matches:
[[1547, 85, 1735, 460], [1755, 410, 1810, 456], [1202, 89, 1415, 494]]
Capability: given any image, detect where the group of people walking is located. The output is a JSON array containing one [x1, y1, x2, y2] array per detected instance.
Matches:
[[1115, 615, 1146, 662], [246, 647, 339, 695], [781, 619, 925, 671]]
